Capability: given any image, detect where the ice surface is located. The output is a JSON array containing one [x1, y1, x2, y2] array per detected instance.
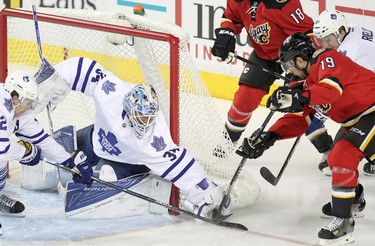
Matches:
[[1, 99, 375, 246]]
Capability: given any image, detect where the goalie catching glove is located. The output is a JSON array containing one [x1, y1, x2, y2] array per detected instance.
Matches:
[[266, 86, 309, 113], [61, 150, 93, 187], [211, 28, 236, 63], [236, 132, 280, 159], [18, 140, 42, 166], [32, 59, 71, 114]]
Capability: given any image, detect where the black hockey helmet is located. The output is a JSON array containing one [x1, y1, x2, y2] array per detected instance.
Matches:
[[279, 32, 316, 73]]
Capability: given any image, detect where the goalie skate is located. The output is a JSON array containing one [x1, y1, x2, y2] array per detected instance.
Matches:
[[0, 194, 25, 217], [318, 217, 355, 245]]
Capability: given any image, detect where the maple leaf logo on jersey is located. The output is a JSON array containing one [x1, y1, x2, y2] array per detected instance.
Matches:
[[98, 128, 122, 156], [150, 136, 167, 152], [101, 80, 116, 95], [249, 23, 270, 45], [3, 98, 13, 113]]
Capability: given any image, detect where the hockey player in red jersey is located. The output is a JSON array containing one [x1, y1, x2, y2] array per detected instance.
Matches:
[[211, 0, 314, 142], [237, 32, 375, 245], [211, 0, 335, 163]]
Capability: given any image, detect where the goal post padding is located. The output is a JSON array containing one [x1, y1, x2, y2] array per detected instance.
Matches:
[[0, 7, 261, 209]]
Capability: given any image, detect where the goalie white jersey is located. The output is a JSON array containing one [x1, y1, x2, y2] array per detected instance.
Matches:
[[338, 25, 375, 72], [54, 57, 207, 192]]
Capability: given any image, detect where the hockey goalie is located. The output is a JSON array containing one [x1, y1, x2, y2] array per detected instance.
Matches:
[[23, 54, 231, 220]]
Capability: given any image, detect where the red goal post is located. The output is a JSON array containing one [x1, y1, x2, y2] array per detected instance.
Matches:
[[0, 7, 261, 211]]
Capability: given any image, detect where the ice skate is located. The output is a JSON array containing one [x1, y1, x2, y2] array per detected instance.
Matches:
[[321, 184, 365, 218], [318, 160, 332, 176], [318, 217, 355, 245], [0, 194, 25, 217], [363, 162, 375, 176]]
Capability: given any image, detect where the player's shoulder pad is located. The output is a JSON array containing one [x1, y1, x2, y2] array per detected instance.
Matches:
[[311, 48, 329, 64], [262, 0, 291, 10]]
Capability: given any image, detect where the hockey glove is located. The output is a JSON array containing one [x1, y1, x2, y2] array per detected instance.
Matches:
[[32, 59, 71, 114], [18, 140, 42, 166], [62, 150, 93, 187], [266, 86, 309, 113], [211, 28, 236, 63], [236, 132, 280, 159]]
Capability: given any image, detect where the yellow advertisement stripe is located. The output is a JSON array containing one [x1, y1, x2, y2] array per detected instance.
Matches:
[[201, 70, 280, 106], [10, 0, 21, 8], [9, 38, 278, 105]]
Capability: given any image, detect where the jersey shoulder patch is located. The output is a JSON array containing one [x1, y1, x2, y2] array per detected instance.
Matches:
[[312, 48, 326, 58], [262, 0, 290, 10], [310, 48, 328, 64]]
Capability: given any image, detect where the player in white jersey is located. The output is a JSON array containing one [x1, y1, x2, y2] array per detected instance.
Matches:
[[0, 70, 93, 236], [41, 57, 231, 220], [314, 10, 375, 72]]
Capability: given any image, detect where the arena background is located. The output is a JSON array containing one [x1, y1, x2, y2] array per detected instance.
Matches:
[[2, 0, 374, 105]]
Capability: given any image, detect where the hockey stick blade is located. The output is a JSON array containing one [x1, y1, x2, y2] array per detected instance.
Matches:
[[260, 136, 301, 186], [259, 166, 278, 186], [44, 160, 248, 231]]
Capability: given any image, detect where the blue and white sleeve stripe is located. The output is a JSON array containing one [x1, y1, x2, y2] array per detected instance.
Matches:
[[15, 129, 49, 144], [72, 57, 97, 93], [160, 148, 197, 183]]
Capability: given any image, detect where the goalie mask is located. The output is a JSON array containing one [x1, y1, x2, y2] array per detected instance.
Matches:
[[5, 71, 39, 103], [123, 83, 159, 138]]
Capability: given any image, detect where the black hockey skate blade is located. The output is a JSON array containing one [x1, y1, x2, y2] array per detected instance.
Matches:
[[260, 167, 277, 186]]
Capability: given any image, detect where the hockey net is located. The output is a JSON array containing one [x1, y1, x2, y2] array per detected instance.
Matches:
[[0, 7, 261, 209]]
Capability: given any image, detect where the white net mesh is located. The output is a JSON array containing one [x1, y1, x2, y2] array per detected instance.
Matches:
[[4, 8, 261, 209]]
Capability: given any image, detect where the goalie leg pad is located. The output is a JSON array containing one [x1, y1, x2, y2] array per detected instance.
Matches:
[[21, 161, 58, 190], [64, 173, 171, 219], [52, 125, 77, 154]]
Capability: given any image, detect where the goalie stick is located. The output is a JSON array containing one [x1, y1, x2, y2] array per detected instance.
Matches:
[[31, 4, 55, 133], [44, 160, 248, 231], [32, 5, 65, 183], [260, 136, 301, 186]]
